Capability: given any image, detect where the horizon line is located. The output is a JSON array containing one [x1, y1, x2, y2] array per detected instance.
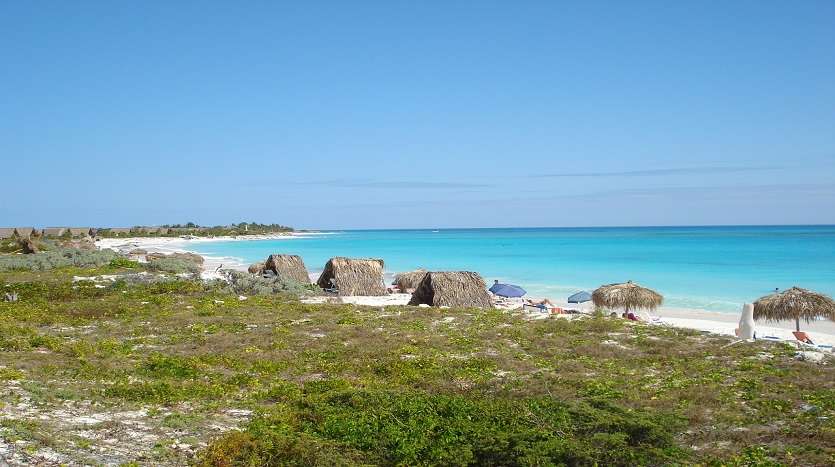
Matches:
[[310, 223, 835, 232]]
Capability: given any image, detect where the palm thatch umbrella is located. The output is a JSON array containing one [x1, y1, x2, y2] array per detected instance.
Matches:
[[592, 281, 663, 313], [753, 287, 835, 332], [408, 271, 493, 308], [265, 254, 310, 284], [316, 257, 386, 296], [393, 269, 427, 292]]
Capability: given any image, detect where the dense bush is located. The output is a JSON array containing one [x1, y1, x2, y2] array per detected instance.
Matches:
[[0, 239, 22, 254], [0, 248, 119, 272], [146, 257, 202, 275], [108, 257, 141, 269], [220, 270, 317, 296], [199, 385, 685, 466]]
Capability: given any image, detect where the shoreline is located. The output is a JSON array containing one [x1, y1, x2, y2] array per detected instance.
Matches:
[[95, 233, 306, 280], [96, 235, 835, 348]]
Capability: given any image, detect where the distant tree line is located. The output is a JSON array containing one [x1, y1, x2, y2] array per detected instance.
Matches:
[[96, 222, 294, 238]]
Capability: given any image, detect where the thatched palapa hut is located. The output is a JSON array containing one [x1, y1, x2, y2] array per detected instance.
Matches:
[[408, 271, 493, 308], [265, 254, 310, 284], [393, 269, 427, 293], [316, 257, 385, 296], [754, 287, 835, 332], [592, 281, 663, 312]]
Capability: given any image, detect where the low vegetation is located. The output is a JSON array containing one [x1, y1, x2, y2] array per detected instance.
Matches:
[[220, 270, 318, 296], [0, 247, 118, 272], [146, 256, 203, 275], [0, 256, 833, 465]]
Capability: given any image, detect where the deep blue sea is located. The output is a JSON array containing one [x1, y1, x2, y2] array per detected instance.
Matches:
[[189, 226, 835, 313]]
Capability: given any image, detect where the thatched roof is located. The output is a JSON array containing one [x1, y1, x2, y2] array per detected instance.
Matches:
[[592, 281, 663, 311], [316, 257, 386, 296], [754, 287, 835, 324], [408, 271, 493, 308], [393, 269, 427, 292], [13, 228, 35, 238], [265, 254, 310, 284]]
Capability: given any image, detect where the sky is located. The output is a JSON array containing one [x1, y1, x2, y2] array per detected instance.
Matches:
[[2, 1, 834, 229]]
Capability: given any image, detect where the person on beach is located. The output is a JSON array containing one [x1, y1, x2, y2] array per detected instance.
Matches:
[[525, 298, 555, 309], [525, 298, 554, 308]]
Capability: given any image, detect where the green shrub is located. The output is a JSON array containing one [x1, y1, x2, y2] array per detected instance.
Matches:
[[146, 257, 201, 275], [0, 248, 119, 272], [199, 386, 685, 466], [221, 270, 317, 296], [143, 354, 201, 379], [142, 279, 203, 295], [108, 257, 141, 269], [0, 239, 22, 254]]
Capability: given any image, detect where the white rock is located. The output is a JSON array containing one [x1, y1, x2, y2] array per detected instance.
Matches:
[[796, 351, 826, 363]]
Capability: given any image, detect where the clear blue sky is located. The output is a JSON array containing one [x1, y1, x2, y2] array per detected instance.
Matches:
[[2, 1, 834, 229]]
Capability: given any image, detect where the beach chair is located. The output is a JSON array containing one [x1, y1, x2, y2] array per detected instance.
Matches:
[[793, 331, 814, 345], [523, 303, 548, 314]]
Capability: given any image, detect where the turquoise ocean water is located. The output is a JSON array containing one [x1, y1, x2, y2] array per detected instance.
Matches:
[[189, 226, 835, 313]]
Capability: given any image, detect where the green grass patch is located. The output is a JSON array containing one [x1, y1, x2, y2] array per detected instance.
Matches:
[[0, 257, 833, 465]]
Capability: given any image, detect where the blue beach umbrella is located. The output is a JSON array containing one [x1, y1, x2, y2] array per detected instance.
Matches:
[[489, 283, 527, 298], [567, 291, 592, 303]]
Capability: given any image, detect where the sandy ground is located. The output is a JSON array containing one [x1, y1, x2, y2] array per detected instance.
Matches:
[[95, 233, 312, 280], [98, 236, 835, 350], [655, 308, 835, 346]]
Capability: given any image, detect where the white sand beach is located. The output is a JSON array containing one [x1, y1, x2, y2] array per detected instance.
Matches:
[[97, 235, 835, 349], [95, 233, 312, 280]]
